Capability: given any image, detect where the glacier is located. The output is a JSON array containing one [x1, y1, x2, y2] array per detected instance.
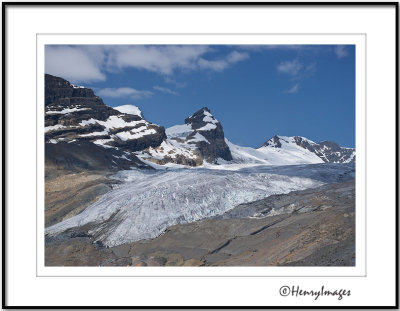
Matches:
[[45, 163, 355, 247]]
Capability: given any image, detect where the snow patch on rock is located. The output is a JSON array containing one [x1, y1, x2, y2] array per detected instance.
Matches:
[[113, 105, 143, 117]]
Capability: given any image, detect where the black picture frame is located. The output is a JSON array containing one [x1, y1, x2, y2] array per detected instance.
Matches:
[[2, 2, 398, 309]]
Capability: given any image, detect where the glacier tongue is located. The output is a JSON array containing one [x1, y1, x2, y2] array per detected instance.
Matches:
[[45, 163, 354, 247]]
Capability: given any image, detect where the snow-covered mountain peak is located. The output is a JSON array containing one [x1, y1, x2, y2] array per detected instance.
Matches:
[[202, 109, 218, 124], [184, 107, 220, 131], [262, 135, 282, 148], [139, 107, 231, 166], [187, 106, 212, 119], [257, 134, 355, 164], [261, 135, 317, 149]]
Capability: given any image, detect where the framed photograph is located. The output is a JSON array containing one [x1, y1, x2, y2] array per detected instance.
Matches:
[[3, 2, 398, 308]]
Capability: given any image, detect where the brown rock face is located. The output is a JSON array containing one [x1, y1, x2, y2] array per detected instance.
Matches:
[[45, 171, 118, 227]]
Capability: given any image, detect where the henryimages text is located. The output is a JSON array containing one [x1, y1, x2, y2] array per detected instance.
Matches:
[[279, 285, 351, 300]]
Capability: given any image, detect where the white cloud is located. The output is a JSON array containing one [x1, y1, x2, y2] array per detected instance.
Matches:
[[305, 62, 317, 73], [97, 87, 153, 99], [106, 45, 211, 75], [164, 77, 187, 88], [45, 46, 106, 83], [277, 59, 303, 76], [153, 86, 179, 96], [45, 45, 250, 83], [277, 59, 316, 93], [198, 51, 249, 72], [287, 84, 300, 94], [334, 45, 349, 59], [198, 58, 229, 72], [227, 50, 250, 63]]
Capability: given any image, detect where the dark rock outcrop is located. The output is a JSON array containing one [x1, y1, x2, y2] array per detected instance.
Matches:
[[184, 107, 232, 163], [45, 74, 166, 171], [307, 140, 355, 163], [263, 135, 282, 148], [45, 74, 117, 126]]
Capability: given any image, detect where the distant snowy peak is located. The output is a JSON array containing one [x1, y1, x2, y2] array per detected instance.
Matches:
[[139, 107, 232, 166], [260, 135, 355, 163], [262, 135, 316, 149], [262, 135, 283, 148], [307, 141, 355, 163], [113, 105, 143, 117], [184, 107, 220, 131], [227, 138, 324, 166], [165, 107, 220, 138]]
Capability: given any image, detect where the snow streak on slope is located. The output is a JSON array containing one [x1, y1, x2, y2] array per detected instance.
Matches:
[[113, 105, 143, 117], [226, 138, 324, 165], [45, 169, 324, 246]]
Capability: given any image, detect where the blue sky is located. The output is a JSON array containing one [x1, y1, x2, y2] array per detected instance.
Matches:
[[45, 44, 355, 148]]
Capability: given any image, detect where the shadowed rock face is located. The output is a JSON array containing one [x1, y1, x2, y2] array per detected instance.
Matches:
[[45, 74, 117, 124], [45, 179, 355, 267], [184, 107, 232, 163], [45, 141, 149, 172], [265, 135, 282, 148], [45, 74, 166, 171], [45, 74, 96, 106], [184, 107, 214, 130]]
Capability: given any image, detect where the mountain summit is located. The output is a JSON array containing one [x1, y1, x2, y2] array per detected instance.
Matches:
[[137, 107, 232, 166], [184, 107, 217, 130], [226, 135, 354, 166], [261, 135, 355, 163], [183, 107, 232, 162]]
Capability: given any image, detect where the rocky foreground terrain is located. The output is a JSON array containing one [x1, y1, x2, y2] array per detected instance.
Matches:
[[45, 179, 355, 266]]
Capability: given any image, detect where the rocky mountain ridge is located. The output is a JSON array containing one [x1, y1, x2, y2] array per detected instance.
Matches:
[[45, 74, 165, 172], [45, 74, 355, 170], [260, 135, 355, 164], [137, 107, 232, 166]]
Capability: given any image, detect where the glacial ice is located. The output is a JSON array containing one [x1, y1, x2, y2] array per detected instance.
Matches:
[[45, 163, 355, 247]]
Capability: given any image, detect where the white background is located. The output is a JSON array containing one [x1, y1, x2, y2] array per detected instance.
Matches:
[[5, 4, 397, 307], [36, 33, 367, 279]]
